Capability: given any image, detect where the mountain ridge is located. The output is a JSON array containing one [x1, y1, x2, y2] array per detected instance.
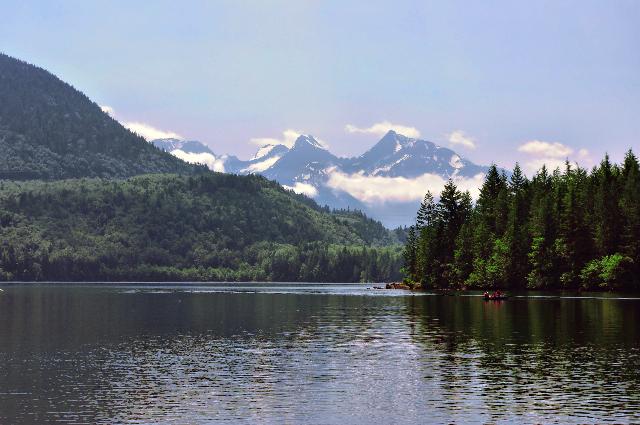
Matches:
[[0, 53, 201, 179], [152, 130, 491, 226]]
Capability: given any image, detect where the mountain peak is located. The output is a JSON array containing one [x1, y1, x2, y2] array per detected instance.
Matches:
[[383, 129, 398, 137], [252, 143, 289, 160], [292, 135, 326, 150], [151, 138, 214, 155]]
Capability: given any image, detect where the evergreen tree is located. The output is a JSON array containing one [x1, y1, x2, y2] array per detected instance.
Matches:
[[402, 226, 418, 282], [401, 151, 639, 292], [594, 155, 621, 256], [620, 150, 640, 287], [504, 163, 530, 288], [416, 192, 436, 229]]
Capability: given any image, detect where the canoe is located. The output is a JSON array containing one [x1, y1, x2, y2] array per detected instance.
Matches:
[[484, 295, 508, 301]]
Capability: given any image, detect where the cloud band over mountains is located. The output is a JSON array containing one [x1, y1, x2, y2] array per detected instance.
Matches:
[[326, 168, 484, 204]]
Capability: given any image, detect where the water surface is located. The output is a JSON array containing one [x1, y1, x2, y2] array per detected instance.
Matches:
[[0, 283, 639, 424]]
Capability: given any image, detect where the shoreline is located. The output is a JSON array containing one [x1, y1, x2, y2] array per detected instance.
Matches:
[[377, 282, 637, 294], [1, 280, 638, 294]]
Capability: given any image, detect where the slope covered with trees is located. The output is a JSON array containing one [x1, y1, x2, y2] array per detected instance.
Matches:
[[0, 53, 201, 179], [403, 151, 640, 291], [0, 173, 402, 282]]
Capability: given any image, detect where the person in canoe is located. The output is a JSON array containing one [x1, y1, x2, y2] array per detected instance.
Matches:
[[484, 290, 507, 300]]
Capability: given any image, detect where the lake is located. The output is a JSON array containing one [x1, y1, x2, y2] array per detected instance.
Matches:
[[0, 284, 639, 424]]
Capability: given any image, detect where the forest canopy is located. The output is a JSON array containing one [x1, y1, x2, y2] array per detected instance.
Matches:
[[0, 53, 200, 179], [0, 173, 403, 282], [403, 150, 640, 291]]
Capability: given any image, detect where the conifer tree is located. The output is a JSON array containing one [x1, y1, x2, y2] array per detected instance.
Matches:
[[416, 192, 436, 229], [620, 150, 640, 286], [402, 151, 640, 291], [402, 226, 418, 282], [594, 155, 621, 256]]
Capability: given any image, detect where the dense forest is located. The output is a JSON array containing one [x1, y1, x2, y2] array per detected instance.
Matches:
[[0, 173, 402, 282], [0, 53, 201, 179], [403, 151, 640, 291]]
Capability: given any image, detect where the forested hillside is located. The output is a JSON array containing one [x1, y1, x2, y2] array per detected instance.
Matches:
[[0, 173, 402, 282], [0, 53, 200, 179], [403, 151, 640, 291]]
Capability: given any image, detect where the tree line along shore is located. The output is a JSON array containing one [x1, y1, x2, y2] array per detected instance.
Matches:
[[402, 150, 640, 292]]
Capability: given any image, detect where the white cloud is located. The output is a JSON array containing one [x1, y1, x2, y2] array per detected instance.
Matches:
[[518, 140, 573, 158], [283, 182, 319, 197], [100, 105, 114, 116], [99, 105, 183, 141], [243, 155, 282, 173], [578, 148, 590, 158], [124, 121, 184, 141], [447, 130, 476, 149], [523, 157, 569, 174], [517, 140, 593, 175], [171, 149, 225, 172], [250, 129, 301, 148], [326, 168, 485, 204], [345, 121, 421, 138]]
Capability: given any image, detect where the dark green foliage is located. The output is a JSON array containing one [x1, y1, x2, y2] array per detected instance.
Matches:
[[0, 174, 402, 282], [408, 180, 472, 288], [0, 53, 202, 179], [403, 152, 640, 291], [416, 192, 435, 229]]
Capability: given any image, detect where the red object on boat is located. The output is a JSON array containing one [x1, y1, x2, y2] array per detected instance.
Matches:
[[484, 293, 508, 300]]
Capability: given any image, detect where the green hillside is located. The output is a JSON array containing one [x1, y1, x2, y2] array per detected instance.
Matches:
[[0, 53, 200, 179], [0, 173, 402, 282]]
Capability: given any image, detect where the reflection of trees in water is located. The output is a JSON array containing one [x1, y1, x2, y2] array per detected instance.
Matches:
[[401, 294, 640, 421], [2, 288, 640, 423], [0, 287, 412, 423], [91, 292, 422, 423]]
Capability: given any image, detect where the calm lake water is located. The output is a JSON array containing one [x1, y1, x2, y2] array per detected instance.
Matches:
[[0, 284, 639, 424]]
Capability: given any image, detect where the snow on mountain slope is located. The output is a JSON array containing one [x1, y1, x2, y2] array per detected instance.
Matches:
[[152, 138, 214, 154], [344, 130, 485, 178], [152, 139, 225, 172], [152, 131, 491, 227]]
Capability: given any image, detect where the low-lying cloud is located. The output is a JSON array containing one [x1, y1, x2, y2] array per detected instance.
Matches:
[[447, 130, 476, 149], [124, 122, 184, 141], [100, 105, 115, 116], [345, 121, 421, 138], [283, 182, 319, 197], [99, 105, 183, 141], [171, 149, 225, 172], [326, 168, 484, 204]]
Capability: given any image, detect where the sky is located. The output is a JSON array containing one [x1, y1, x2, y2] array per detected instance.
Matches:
[[2, 0, 639, 174]]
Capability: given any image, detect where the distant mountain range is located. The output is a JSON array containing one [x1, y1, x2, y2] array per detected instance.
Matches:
[[0, 52, 404, 283], [0, 51, 489, 229], [152, 131, 490, 227]]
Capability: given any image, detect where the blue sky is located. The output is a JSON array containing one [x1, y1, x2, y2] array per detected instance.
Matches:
[[2, 0, 639, 172]]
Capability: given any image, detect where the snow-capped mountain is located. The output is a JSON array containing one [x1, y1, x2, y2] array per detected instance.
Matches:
[[344, 130, 485, 178], [152, 138, 214, 154], [152, 138, 226, 172], [234, 143, 290, 174], [150, 131, 490, 227]]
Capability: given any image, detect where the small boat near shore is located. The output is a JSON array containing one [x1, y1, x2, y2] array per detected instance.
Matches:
[[484, 293, 508, 301]]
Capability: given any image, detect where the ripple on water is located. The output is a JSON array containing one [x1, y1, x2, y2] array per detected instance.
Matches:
[[0, 285, 639, 424]]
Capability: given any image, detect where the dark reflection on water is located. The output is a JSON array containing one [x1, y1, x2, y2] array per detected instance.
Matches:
[[0, 284, 639, 424]]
